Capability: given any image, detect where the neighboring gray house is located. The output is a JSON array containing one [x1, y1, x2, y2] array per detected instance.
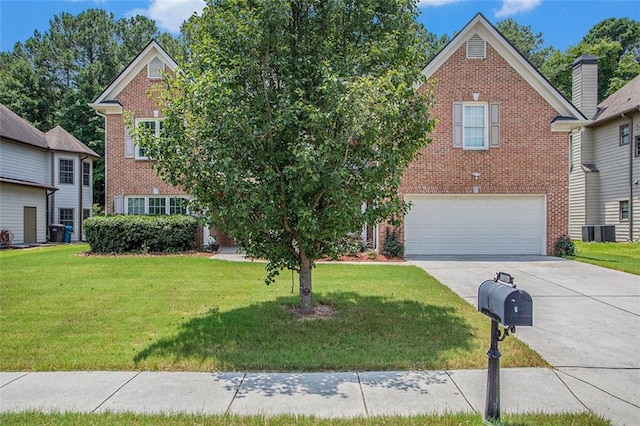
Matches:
[[0, 104, 99, 245], [559, 57, 640, 242]]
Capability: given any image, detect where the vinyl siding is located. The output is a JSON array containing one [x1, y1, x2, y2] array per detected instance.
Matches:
[[0, 183, 47, 244], [568, 131, 586, 239], [0, 139, 50, 184], [53, 153, 92, 242], [591, 119, 633, 241]]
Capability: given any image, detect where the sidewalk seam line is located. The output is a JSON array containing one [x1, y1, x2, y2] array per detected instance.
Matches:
[[224, 372, 246, 415], [445, 371, 477, 413], [555, 368, 640, 410], [551, 368, 593, 413], [356, 372, 369, 417], [0, 372, 30, 389], [91, 371, 141, 413]]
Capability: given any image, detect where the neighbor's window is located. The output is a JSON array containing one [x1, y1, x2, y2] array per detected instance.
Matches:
[[59, 208, 74, 229], [620, 124, 630, 146], [82, 162, 91, 186], [635, 138, 640, 157], [59, 159, 74, 184], [464, 103, 488, 149], [82, 208, 91, 222], [127, 197, 145, 215], [148, 197, 166, 215], [620, 200, 629, 221]]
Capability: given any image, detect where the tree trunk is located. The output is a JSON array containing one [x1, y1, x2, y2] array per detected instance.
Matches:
[[299, 252, 313, 315]]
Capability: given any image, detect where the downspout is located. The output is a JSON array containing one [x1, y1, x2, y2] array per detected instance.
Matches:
[[50, 152, 55, 225], [628, 114, 634, 241], [79, 154, 89, 240], [95, 111, 107, 215]]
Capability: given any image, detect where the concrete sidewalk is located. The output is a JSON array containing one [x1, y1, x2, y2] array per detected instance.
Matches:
[[1, 368, 587, 418]]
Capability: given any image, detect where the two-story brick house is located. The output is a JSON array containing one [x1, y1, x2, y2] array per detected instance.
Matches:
[[396, 13, 584, 256], [92, 15, 586, 256]]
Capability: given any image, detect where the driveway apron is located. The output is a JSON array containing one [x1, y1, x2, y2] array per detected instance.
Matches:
[[408, 255, 640, 425]]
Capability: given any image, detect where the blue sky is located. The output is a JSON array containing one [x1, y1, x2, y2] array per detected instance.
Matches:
[[1, 0, 638, 52]]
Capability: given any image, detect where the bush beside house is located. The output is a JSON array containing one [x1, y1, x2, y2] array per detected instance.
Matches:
[[84, 215, 197, 253]]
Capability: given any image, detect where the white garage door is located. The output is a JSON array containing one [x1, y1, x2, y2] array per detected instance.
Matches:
[[404, 195, 546, 256]]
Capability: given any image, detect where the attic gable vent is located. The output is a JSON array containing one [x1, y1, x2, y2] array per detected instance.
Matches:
[[148, 57, 164, 79], [467, 33, 486, 59]]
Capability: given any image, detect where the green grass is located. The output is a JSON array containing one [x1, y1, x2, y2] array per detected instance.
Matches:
[[0, 245, 545, 372], [571, 241, 640, 275], [0, 412, 610, 426]]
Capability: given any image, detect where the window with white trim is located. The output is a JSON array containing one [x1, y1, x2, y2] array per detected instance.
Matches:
[[127, 197, 145, 215], [125, 196, 190, 215], [59, 159, 74, 184], [620, 124, 630, 146], [148, 197, 166, 215], [82, 162, 91, 186], [135, 119, 164, 159], [59, 208, 74, 229], [463, 103, 488, 149], [620, 200, 629, 221]]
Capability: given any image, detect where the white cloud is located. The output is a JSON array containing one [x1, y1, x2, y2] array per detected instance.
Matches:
[[127, 0, 205, 34], [494, 0, 541, 18], [417, 0, 461, 6]]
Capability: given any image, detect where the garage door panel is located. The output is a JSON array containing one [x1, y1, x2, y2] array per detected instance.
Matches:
[[404, 195, 545, 255]]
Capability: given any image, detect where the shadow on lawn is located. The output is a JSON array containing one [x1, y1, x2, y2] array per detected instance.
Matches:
[[134, 291, 474, 372]]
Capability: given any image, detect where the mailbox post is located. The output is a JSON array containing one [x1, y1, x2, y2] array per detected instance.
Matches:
[[478, 272, 532, 425]]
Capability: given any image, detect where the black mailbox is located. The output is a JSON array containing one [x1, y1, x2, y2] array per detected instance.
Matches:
[[478, 277, 532, 327]]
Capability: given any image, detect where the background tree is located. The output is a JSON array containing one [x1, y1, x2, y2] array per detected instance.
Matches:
[[139, 0, 437, 314], [0, 9, 183, 206], [496, 18, 553, 68]]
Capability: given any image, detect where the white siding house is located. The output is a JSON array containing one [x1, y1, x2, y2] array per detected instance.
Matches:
[[0, 104, 99, 246], [562, 58, 640, 242]]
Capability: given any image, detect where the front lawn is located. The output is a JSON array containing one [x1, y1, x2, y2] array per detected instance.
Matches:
[[571, 241, 640, 275], [0, 245, 545, 372]]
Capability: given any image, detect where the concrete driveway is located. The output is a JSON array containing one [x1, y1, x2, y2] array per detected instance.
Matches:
[[408, 255, 640, 425]]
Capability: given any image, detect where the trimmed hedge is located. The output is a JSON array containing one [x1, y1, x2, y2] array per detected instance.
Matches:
[[84, 215, 198, 253]]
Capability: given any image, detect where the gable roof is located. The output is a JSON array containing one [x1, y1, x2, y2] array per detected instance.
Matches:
[[0, 103, 99, 158], [422, 13, 586, 124], [0, 103, 49, 149], [45, 126, 100, 158], [591, 74, 640, 125], [89, 40, 178, 114]]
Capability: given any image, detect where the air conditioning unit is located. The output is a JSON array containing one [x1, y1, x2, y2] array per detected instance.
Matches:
[[582, 226, 595, 242]]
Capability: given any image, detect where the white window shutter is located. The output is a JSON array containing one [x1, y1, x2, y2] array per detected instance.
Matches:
[[114, 196, 124, 214], [452, 102, 463, 148], [124, 126, 134, 158], [489, 102, 500, 148]]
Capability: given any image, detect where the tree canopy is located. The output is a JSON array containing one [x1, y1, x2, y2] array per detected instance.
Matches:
[[139, 0, 437, 314]]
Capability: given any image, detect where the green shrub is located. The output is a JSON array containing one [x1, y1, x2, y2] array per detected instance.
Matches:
[[84, 215, 198, 253], [554, 234, 576, 257], [382, 229, 404, 258]]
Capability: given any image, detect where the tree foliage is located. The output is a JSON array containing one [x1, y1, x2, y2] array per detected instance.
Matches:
[[138, 0, 437, 313], [496, 18, 553, 68]]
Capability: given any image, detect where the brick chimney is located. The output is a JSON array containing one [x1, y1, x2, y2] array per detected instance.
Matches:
[[572, 55, 598, 119]]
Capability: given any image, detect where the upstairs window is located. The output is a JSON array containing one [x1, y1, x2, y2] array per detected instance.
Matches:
[[463, 103, 487, 149], [59, 159, 74, 184], [82, 162, 91, 186], [620, 124, 630, 146], [135, 119, 164, 159], [148, 57, 164, 79]]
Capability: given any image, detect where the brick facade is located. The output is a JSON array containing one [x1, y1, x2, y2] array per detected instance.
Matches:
[[396, 42, 569, 255]]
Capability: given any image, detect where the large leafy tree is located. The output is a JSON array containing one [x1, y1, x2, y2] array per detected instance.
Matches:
[[141, 0, 436, 314]]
